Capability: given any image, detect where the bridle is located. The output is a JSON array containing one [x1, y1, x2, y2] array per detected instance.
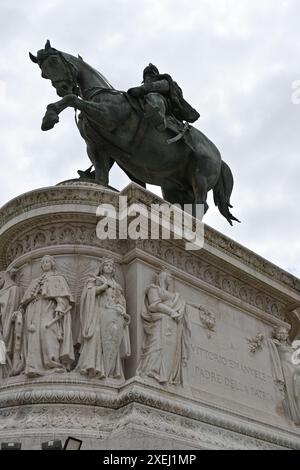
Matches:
[[52, 52, 80, 97], [42, 52, 81, 126]]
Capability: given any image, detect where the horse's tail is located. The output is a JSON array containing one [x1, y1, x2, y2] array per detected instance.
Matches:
[[213, 161, 240, 225]]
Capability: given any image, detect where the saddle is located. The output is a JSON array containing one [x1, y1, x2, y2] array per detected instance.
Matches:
[[124, 93, 197, 153]]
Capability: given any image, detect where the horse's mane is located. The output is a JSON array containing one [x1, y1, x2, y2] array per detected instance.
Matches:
[[63, 52, 113, 90]]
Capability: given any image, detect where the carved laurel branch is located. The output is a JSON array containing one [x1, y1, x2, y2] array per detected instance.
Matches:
[[198, 307, 216, 333], [246, 333, 265, 354]]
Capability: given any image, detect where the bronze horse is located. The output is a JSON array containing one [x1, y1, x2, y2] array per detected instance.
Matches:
[[30, 40, 239, 225]]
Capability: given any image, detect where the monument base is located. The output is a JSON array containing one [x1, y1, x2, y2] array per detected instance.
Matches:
[[0, 182, 299, 449]]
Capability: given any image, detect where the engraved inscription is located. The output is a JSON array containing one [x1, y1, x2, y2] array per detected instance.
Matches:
[[188, 340, 277, 411], [191, 345, 269, 383], [194, 367, 273, 402]]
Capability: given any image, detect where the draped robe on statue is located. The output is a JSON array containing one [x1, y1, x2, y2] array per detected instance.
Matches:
[[21, 273, 74, 377], [77, 275, 131, 379], [137, 284, 191, 385], [269, 338, 300, 424], [0, 282, 22, 378]]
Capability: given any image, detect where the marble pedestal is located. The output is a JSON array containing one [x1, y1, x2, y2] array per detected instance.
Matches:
[[0, 182, 299, 450]]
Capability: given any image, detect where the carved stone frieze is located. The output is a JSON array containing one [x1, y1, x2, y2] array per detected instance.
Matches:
[[0, 379, 298, 449], [205, 226, 300, 293], [0, 183, 118, 229], [2, 226, 287, 323], [0, 403, 126, 434], [136, 240, 286, 321], [4, 222, 128, 267], [0, 403, 282, 449], [130, 405, 282, 450], [122, 184, 300, 295]]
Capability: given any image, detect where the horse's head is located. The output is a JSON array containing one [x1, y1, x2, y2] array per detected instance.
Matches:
[[29, 40, 79, 97]]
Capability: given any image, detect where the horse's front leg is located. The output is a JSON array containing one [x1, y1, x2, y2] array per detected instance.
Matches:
[[42, 94, 113, 131], [41, 94, 77, 131]]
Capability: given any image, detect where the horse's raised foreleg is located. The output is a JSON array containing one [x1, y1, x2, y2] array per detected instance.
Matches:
[[41, 95, 74, 131], [42, 95, 115, 186], [41, 94, 112, 131]]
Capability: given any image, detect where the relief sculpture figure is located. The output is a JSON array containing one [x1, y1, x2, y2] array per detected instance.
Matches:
[[137, 270, 191, 385], [0, 270, 23, 379], [77, 258, 131, 379], [268, 327, 300, 424], [18, 255, 74, 377]]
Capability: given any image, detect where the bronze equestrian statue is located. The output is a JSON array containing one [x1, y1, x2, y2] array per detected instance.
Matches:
[[29, 40, 239, 225]]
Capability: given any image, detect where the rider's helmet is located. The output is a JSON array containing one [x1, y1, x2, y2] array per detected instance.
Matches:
[[143, 63, 160, 80]]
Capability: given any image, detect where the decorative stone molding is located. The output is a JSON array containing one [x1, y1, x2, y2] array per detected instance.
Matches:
[[0, 182, 118, 229], [4, 222, 127, 266], [0, 403, 284, 449], [205, 226, 300, 293], [2, 229, 288, 324], [122, 183, 300, 295], [0, 377, 299, 449]]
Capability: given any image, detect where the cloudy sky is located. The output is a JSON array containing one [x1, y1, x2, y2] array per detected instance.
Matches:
[[0, 0, 299, 276]]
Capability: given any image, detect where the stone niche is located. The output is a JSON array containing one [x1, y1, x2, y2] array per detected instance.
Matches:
[[0, 181, 300, 450]]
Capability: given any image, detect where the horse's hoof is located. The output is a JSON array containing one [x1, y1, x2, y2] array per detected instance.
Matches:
[[41, 110, 59, 131]]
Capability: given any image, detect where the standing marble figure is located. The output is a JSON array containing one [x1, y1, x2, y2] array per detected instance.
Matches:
[[0, 270, 23, 379], [77, 258, 131, 379], [268, 327, 300, 424], [137, 270, 191, 385], [19, 255, 74, 377]]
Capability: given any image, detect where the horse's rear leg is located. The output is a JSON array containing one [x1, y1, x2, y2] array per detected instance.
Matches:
[[192, 169, 208, 219], [86, 143, 112, 186]]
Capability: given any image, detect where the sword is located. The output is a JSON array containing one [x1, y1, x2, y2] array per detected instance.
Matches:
[[45, 306, 72, 329]]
